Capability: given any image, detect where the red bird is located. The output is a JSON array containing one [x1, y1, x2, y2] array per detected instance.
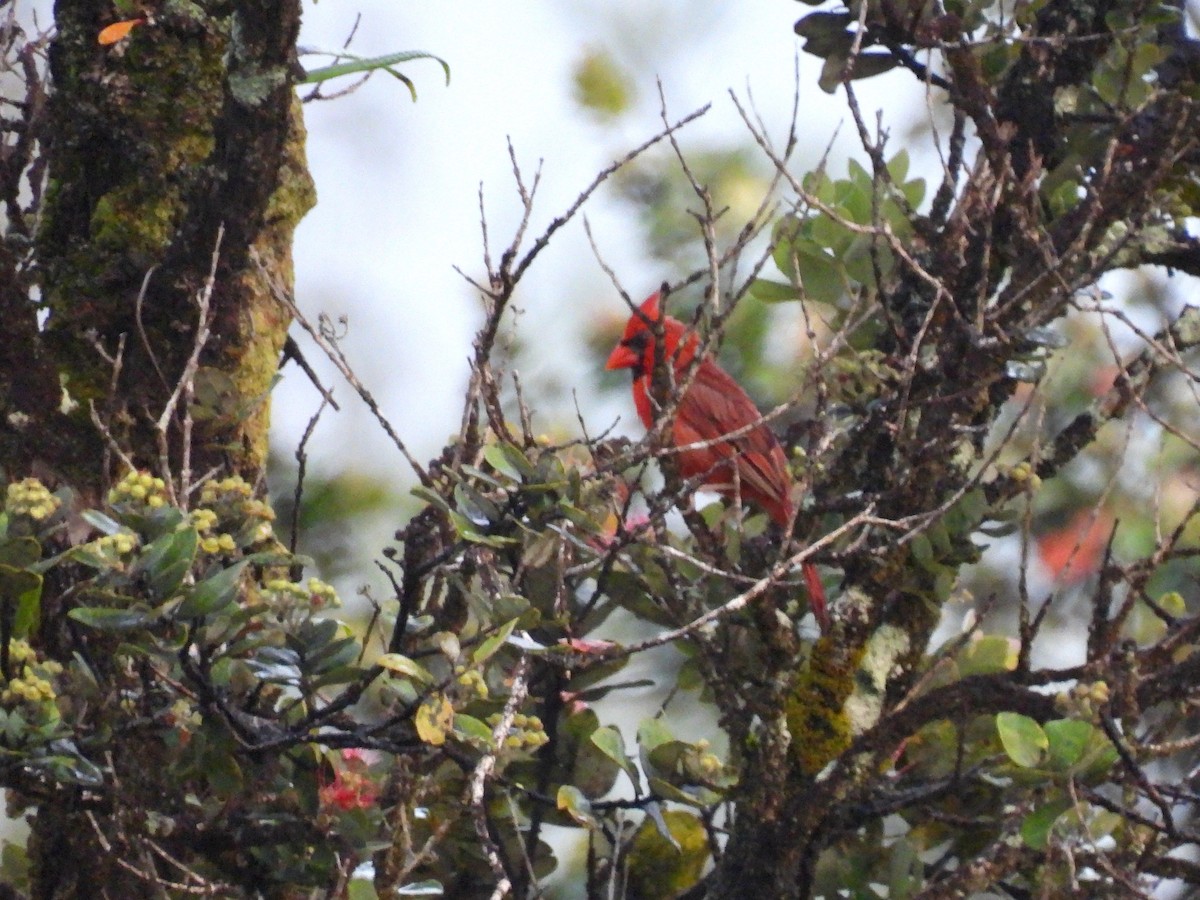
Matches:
[[605, 292, 828, 629]]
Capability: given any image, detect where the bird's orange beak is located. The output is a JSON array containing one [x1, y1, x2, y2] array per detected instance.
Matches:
[[605, 343, 639, 371]]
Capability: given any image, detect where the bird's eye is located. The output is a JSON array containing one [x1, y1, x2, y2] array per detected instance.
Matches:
[[624, 332, 650, 354]]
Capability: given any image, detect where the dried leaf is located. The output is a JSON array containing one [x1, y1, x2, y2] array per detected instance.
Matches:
[[98, 19, 144, 46]]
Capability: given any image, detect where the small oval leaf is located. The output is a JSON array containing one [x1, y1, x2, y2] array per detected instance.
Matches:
[[176, 560, 248, 619], [996, 712, 1048, 768]]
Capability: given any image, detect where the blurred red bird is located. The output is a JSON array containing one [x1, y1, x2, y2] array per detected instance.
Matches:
[[605, 292, 828, 629]]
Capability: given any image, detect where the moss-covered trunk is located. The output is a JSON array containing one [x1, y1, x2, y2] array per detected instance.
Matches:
[[23, 0, 314, 497], [12, 0, 315, 893]]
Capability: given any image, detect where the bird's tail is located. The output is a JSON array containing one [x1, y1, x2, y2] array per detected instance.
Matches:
[[802, 561, 829, 632]]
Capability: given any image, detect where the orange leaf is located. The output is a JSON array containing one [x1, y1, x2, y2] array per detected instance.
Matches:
[[98, 18, 144, 46]]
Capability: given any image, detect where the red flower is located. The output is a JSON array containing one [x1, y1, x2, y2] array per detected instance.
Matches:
[[319, 749, 378, 812]]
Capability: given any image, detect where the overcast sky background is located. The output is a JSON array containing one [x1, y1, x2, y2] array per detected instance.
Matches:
[[282, 1, 917, 485]]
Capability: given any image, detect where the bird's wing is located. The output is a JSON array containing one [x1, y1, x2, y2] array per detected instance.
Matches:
[[673, 361, 791, 515]]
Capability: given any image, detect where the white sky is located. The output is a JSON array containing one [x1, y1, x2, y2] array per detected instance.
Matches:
[[283, 0, 910, 485]]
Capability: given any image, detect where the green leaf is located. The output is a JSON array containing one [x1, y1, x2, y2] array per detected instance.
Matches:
[[300, 617, 341, 648], [886, 835, 923, 896], [454, 483, 502, 525], [453, 713, 493, 743], [301, 50, 451, 101], [996, 712, 1048, 768], [794, 12, 853, 55], [310, 637, 360, 675], [135, 526, 198, 599], [637, 718, 674, 754], [647, 775, 713, 806], [557, 708, 620, 800], [910, 533, 934, 568], [472, 618, 518, 665], [591, 725, 639, 787], [0, 842, 30, 890], [748, 278, 800, 304], [205, 746, 245, 796], [602, 570, 676, 627], [1077, 731, 1121, 779], [572, 48, 634, 118], [410, 485, 452, 514], [1020, 797, 1073, 849], [6, 569, 42, 640], [899, 174, 926, 210], [448, 510, 518, 548], [482, 443, 523, 481], [956, 635, 1017, 676], [68, 606, 151, 632], [79, 509, 123, 536], [556, 784, 599, 828], [434, 630, 461, 661], [395, 881, 444, 896], [0, 537, 41, 568], [377, 653, 433, 684], [793, 240, 848, 305], [0, 565, 41, 605], [1044, 719, 1093, 770], [176, 560, 248, 619], [626, 810, 709, 897]]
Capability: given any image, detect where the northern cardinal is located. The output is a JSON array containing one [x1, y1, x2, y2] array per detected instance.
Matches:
[[606, 292, 828, 629]]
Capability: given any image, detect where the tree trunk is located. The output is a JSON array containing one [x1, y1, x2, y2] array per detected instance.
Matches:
[[8, 0, 315, 893]]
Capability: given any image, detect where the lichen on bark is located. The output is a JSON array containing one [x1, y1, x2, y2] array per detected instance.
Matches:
[[29, 0, 313, 494]]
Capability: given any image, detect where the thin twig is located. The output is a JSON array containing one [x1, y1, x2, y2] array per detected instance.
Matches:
[[255, 250, 431, 486], [155, 224, 224, 507], [467, 655, 531, 898], [291, 395, 329, 553], [605, 510, 873, 661]]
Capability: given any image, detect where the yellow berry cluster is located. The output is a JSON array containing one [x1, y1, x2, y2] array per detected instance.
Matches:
[[5, 478, 61, 522], [202, 532, 238, 556], [93, 531, 140, 559], [198, 476, 276, 547], [261, 577, 341, 619], [109, 470, 168, 510], [166, 698, 201, 733], [454, 667, 489, 700], [307, 578, 339, 608], [1004, 461, 1043, 490], [189, 507, 217, 533], [185, 507, 234, 555], [1056, 680, 1110, 719], [486, 711, 548, 751], [690, 739, 724, 778], [0, 640, 63, 721]]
